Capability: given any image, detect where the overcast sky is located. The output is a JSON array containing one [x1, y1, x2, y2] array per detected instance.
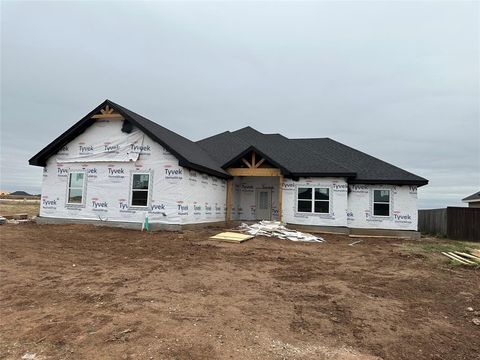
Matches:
[[1, 1, 478, 208]]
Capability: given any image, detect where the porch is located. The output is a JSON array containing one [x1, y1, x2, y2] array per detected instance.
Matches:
[[225, 150, 283, 223]]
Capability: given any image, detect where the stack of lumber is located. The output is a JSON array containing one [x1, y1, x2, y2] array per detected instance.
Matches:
[[238, 221, 325, 243], [442, 250, 480, 265]]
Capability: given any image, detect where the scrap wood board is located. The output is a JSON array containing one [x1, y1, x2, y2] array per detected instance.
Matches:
[[210, 232, 254, 243]]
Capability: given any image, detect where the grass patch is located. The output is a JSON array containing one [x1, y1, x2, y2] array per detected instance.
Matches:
[[404, 240, 480, 267], [0, 202, 40, 217], [415, 241, 478, 254]]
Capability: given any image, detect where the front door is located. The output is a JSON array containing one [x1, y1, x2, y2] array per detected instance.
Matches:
[[256, 189, 272, 220]]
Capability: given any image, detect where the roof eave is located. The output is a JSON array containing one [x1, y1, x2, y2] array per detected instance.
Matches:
[[29, 100, 110, 167], [29, 100, 229, 178], [289, 172, 357, 178], [462, 198, 480, 203], [178, 159, 229, 179], [349, 179, 429, 187]]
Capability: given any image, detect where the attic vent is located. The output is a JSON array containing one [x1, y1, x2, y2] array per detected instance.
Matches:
[[121, 119, 133, 133]]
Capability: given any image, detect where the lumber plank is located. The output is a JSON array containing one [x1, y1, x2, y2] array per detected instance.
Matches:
[[210, 232, 253, 243], [441, 252, 470, 265], [447, 252, 476, 264], [227, 168, 281, 176], [454, 251, 480, 262], [446, 252, 476, 264]]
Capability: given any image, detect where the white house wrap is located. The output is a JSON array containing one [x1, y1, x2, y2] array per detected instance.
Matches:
[[41, 119, 226, 225], [31, 100, 428, 234]]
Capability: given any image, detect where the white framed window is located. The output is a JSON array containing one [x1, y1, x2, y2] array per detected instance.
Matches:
[[297, 187, 330, 214], [130, 172, 150, 207], [373, 189, 390, 216], [67, 172, 86, 205]]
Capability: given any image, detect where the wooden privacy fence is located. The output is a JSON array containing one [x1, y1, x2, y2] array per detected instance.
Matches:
[[418, 207, 480, 242]]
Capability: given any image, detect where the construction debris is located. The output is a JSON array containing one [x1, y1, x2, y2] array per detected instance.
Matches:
[[238, 221, 324, 243], [2, 213, 29, 220], [21, 353, 37, 360], [349, 240, 363, 246], [210, 232, 254, 243], [441, 251, 480, 265]]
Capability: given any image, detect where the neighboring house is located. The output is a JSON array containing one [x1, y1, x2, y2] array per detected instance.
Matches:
[[29, 100, 428, 236], [462, 191, 480, 208]]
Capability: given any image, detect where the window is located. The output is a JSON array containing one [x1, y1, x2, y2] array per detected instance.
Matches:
[[297, 187, 329, 214], [67, 172, 85, 204], [373, 189, 390, 216], [130, 173, 150, 207]]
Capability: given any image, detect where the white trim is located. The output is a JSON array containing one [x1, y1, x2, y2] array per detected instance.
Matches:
[[296, 186, 330, 214], [129, 171, 151, 208], [66, 171, 86, 206], [372, 188, 391, 217]]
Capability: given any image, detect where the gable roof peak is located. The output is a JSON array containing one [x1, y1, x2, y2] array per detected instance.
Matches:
[[232, 126, 264, 134], [29, 100, 229, 178]]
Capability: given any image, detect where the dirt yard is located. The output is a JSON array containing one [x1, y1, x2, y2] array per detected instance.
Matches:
[[0, 223, 479, 360]]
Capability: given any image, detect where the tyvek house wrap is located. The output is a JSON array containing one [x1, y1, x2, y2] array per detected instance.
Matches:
[[280, 178, 418, 231], [347, 184, 418, 231], [281, 177, 349, 227], [230, 176, 280, 221], [40, 119, 226, 225]]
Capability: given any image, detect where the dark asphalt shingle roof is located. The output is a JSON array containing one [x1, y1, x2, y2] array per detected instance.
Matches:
[[109, 101, 229, 177], [462, 191, 480, 202], [197, 127, 428, 186], [295, 138, 428, 185], [29, 100, 229, 178], [198, 127, 355, 177], [30, 100, 428, 185]]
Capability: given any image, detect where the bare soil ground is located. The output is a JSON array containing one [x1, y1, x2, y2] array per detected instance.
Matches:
[[0, 223, 479, 360]]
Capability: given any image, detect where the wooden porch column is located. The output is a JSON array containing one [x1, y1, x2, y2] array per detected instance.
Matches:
[[278, 175, 283, 223], [226, 179, 233, 225]]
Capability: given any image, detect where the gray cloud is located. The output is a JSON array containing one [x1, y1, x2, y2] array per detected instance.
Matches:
[[1, 1, 478, 207]]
